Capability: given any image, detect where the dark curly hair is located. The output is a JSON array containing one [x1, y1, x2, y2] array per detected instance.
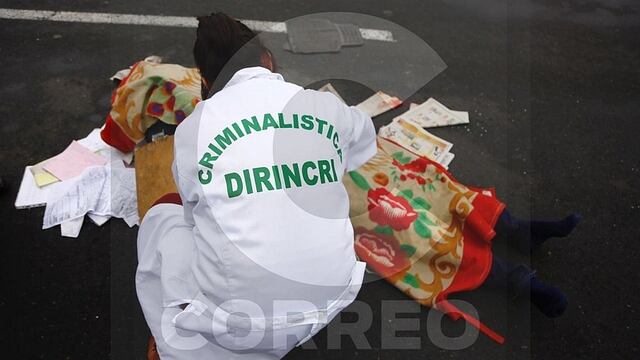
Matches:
[[193, 12, 273, 99]]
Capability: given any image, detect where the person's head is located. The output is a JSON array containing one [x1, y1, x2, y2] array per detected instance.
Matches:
[[193, 12, 274, 99]]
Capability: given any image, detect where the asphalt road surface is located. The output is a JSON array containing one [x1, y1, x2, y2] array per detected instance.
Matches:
[[1, 1, 638, 359]]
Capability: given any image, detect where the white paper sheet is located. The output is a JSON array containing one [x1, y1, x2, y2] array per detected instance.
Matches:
[[42, 163, 138, 229], [15, 167, 64, 209], [60, 216, 84, 238], [87, 213, 111, 226], [440, 152, 455, 169], [379, 118, 453, 163], [356, 91, 402, 117], [123, 214, 139, 228], [78, 128, 133, 165], [395, 98, 469, 128], [318, 83, 347, 104], [409, 102, 469, 123]]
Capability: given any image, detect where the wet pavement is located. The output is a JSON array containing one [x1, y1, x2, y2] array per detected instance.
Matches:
[[1, 1, 638, 359]]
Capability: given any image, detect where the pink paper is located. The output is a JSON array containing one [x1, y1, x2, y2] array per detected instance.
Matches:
[[43, 141, 107, 181]]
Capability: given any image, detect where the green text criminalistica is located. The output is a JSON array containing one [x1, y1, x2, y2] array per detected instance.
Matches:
[[197, 112, 343, 197]]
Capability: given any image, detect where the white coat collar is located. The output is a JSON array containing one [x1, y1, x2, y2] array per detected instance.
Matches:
[[223, 66, 284, 89]]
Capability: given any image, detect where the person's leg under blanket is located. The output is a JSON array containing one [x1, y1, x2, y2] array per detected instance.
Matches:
[[483, 209, 580, 317], [483, 256, 568, 317], [494, 209, 582, 253]]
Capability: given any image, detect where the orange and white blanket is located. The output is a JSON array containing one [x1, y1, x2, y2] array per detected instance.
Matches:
[[345, 138, 505, 343]]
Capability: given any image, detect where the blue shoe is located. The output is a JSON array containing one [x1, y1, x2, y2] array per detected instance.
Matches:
[[530, 276, 568, 318], [530, 213, 582, 249]]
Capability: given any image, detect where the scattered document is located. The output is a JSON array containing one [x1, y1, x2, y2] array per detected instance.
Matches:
[[395, 98, 469, 128], [318, 83, 347, 104], [30, 159, 59, 187], [78, 128, 133, 164], [60, 216, 84, 238], [27, 127, 130, 189], [16, 127, 139, 236], [88, 213, 111, 226], [43, 163, 138, 230], [379, 118, 453, 164], [15, 167, 63, 209], [43, 141, 107, 181], [440, 152, 455, 169], [356, 91, 402, 117]]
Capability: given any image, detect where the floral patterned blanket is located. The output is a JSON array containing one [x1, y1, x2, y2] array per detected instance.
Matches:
[[344, 138, 505, 343], [101, 60, 201, 153]]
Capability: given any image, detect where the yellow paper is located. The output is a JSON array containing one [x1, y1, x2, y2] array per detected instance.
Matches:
[[30, 160, 60, 187]]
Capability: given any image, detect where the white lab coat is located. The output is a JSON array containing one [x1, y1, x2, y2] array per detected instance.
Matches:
[[136, 67, 376, 359]]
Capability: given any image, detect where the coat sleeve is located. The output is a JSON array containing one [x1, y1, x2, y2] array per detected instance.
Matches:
[[344, 106, 377, 172]]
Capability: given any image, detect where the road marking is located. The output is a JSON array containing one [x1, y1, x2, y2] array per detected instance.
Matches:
[[0, 8, 395, 42]]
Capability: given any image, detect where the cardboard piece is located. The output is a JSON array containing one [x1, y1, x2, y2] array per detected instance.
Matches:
[[134, 136, 178, 219]]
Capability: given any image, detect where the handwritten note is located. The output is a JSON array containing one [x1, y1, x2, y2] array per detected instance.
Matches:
[[42, 164, 138, 229]]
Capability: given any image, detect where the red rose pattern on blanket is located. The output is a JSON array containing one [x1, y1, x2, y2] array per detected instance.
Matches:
[[345, 138, 506, 343]]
